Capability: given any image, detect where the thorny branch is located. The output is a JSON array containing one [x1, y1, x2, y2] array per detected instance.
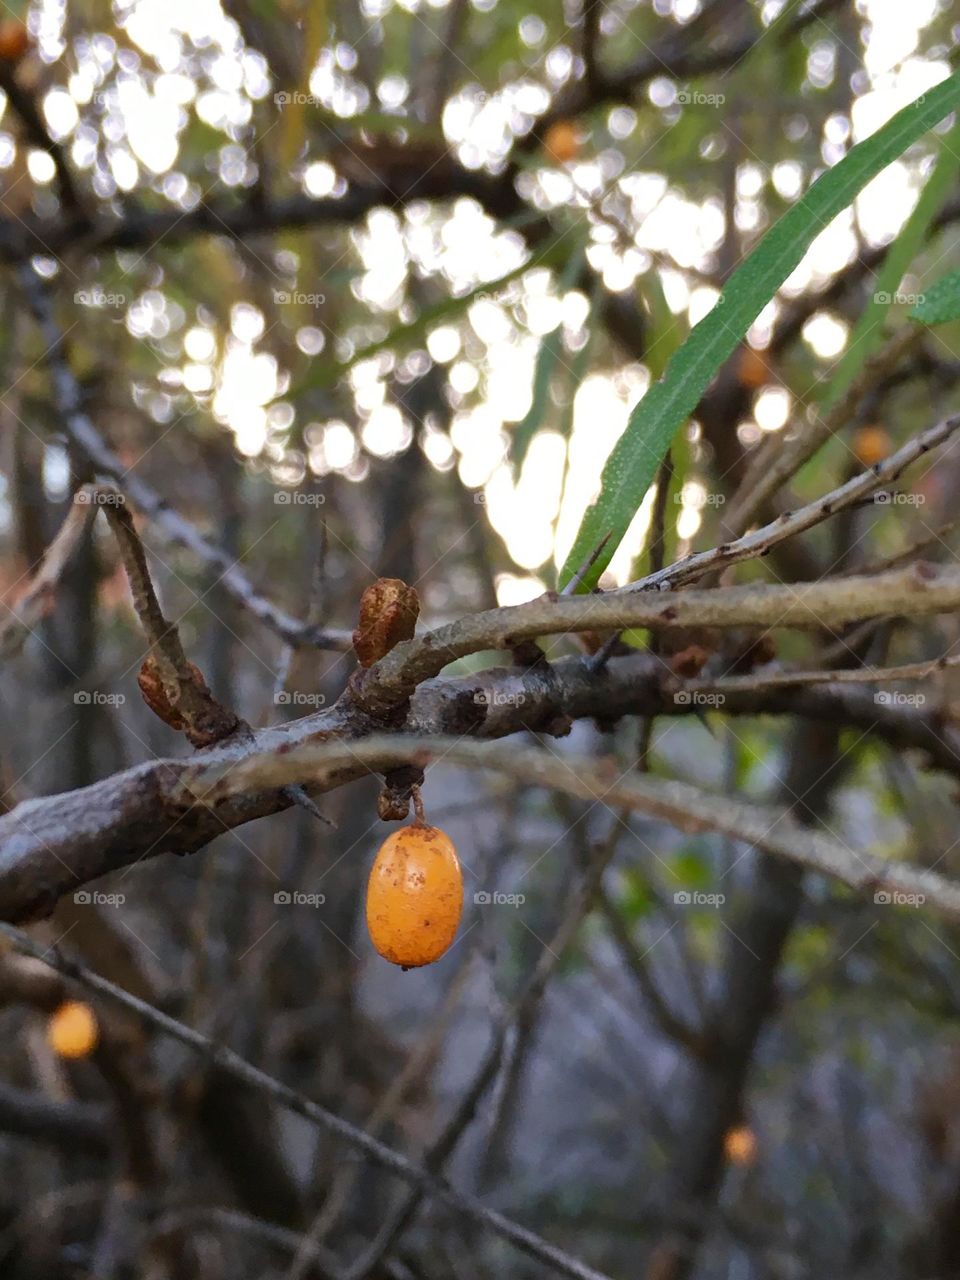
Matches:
[[0, 921, 616, 1280], [623, 413, 960, 597]]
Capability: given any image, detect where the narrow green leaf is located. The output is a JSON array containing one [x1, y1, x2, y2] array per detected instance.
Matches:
[[820, 114, 960, 411], [511, 245, 586, 478], [560, 70, 960, 591], [511, 327, 565, 478], [910, 268, 960, 326]]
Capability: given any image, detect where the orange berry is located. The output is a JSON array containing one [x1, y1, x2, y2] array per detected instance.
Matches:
[[543, 119, 580, 165], [853, 424, 891, 468], [735, 345, 771, 389], [724, 1124, 757, 1166], [0, 20, 29, 63], [366, 823, 463, 968], [47, 1000, 99, 1059]]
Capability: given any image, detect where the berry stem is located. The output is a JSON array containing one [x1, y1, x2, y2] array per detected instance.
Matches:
[[411, 783, 426, 827]]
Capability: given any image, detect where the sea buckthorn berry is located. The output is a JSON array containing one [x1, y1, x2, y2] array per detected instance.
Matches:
[[735, 344, 771, 388], [366, 822, 463, 968], [543, 119, 580, 164], [853, 424, 891, 467], [723, 1124, 757, 1166], [47, 1000, 99, 1059], [0, 20, 28, 62]]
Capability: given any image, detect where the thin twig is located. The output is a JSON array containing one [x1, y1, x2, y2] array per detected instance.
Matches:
[[0, 493, 96, 659], [97, 487, 240, 748], [16, 266, 350, 651], [724, 326, 922, 538], [341, 832, 619, 1280], [0, 922, 615, 1280], [677, 651, 960, 695], [622, 413, 960, 597], [561, 531, 612, 595], [352, 558, 960, 716], [192, 735, 960, 920]]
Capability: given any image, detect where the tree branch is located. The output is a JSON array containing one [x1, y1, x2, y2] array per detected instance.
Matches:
[[17, 268, 351, 651], [1, 636, 958, 921], [351, 560, 960, 715], [0, 492, 96, 659], [185, 735, 960, 920], [625, 412, 960, 596], [0, 921, 616, 1280]]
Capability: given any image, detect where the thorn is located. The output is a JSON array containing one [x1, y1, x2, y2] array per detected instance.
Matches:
[[284, 784, 336, 828], [584, 630, 621, 674]]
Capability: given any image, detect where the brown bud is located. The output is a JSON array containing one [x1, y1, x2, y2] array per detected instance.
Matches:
[[669, 644, 711, 678], [137, 655, 237, 747], [138, 655, 193, 730], [353, 578, 420, 668], [727, 632, 776, 673]]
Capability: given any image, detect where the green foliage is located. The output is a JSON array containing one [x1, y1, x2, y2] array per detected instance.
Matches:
[[509, 245, 586, 478], [910, 267, 960, 326], [617, 869, 655, 923], [560, 70, 960, 591], [821, 115, 960, 411]]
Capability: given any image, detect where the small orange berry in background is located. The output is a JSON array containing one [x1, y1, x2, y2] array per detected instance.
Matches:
[[0, 20, 29, 63], [47, 1000, 99, 1059], [543, 119, 580, 164], [366, 794, 463, 968], [724, 1124, 757, 1166], [853, 424, 891, 467], [735, 344, 771, 389]]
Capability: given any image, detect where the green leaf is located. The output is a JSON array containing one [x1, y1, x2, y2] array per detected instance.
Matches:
[[510, 245, 586, 478], [820, 114, 960, 411], [559, 69, 960, 591], [910, 268, 960, 326], [511, 327, 565, 478]]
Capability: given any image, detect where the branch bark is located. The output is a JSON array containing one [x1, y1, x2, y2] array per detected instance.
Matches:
[[351, 561, 960, 715], [1, 642, 958, 921]]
